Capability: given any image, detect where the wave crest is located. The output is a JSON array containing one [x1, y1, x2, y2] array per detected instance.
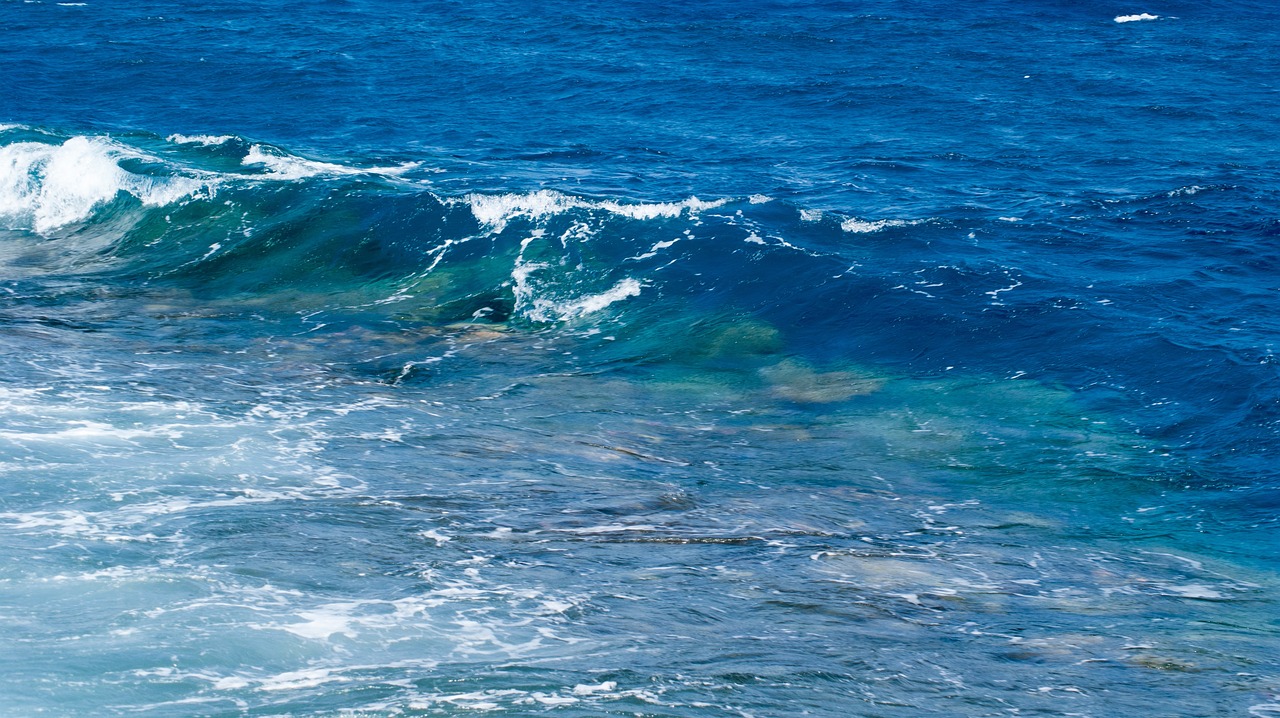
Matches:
[[0, 136, 212, 233]]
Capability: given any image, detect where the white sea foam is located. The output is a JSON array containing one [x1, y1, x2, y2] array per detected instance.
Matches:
[[466, 190, 726, 232], [515, 267, 643, 323], [572, 681, 618, 695], [599, 196, 725, 220], [626, 237, 681, 261], [167, 133, 237, 146], [1161, 584, 1225, 600], [0, 136, 213, 232], [840, 217, 926, 233], [242, 144, 419, 180], [1115, 13, 1158, 22], [563, 523, 659, 534], [508, 226, 646, 322], [543, 278, 643, 320]]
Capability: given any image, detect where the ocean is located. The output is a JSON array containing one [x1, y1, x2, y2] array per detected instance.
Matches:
[[1, 1, 1277, 715]]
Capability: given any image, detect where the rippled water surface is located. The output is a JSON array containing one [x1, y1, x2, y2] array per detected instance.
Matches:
[[1, 1, 1278, 716]]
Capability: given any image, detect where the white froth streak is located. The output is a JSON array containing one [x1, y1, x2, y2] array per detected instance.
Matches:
[[242, 145, 420, 180], [841, 217, 927, 233], [531, 278, 643, 321], [1114, 13, 1158, 22], [465, 189, 705, 319], [509, 230, 645, 323], [0, 136, 213, 233], [465, 189, 727, 232], [167, 133, 237, 146]]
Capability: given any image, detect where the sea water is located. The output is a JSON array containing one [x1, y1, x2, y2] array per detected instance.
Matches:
[[1, 1, 1277, 716]]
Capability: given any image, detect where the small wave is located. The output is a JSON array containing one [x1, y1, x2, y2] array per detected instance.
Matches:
[[1115, 13, 1158, 23], [167, 133, 237, 147], [466, 189, 726, 232], [241, 144, 419, 180], [0, 136, 213, 233], [840, 217, 927, 233]]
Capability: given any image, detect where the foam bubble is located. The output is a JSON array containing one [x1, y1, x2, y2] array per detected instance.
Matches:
[[0, 136, 212, 232], [1115, 13, 1158, 22]]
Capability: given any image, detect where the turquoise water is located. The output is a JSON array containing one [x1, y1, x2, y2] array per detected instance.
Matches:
[[2, 2, 1279, 715]]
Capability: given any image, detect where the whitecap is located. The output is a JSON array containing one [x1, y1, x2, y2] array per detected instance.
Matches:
[[572, 681, 618, 695], [1115, 13, 1158, 22], [167, 133, 237, 146], [465, 189, 727, 232], [840, 217, 926, 233], [241, 144, 419, 180], [0, 136, 213, 232]]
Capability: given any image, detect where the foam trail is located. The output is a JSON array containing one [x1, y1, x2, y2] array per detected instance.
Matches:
[[1115, 13, 1158, 22]]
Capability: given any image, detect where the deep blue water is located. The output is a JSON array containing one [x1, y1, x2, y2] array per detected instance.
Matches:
[[2, 1, 1278, 716]]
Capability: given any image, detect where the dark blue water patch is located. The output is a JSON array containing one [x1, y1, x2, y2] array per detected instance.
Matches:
[[6, 0, 1280, 204]]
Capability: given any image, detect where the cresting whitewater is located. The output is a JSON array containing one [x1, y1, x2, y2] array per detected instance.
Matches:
[[1, 2, 1278, 717]]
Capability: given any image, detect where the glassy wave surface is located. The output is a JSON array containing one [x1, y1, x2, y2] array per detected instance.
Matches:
[[2, 2, 1278, 716]]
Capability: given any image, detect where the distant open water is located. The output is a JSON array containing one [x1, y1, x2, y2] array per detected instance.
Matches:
[[1, 1, 1278, 716]]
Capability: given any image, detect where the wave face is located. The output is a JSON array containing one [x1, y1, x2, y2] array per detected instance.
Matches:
[[3, 2, 1280, 716]]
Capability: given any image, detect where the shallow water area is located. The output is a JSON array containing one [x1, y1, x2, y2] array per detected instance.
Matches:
[[1, 287, 1276, 716]]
